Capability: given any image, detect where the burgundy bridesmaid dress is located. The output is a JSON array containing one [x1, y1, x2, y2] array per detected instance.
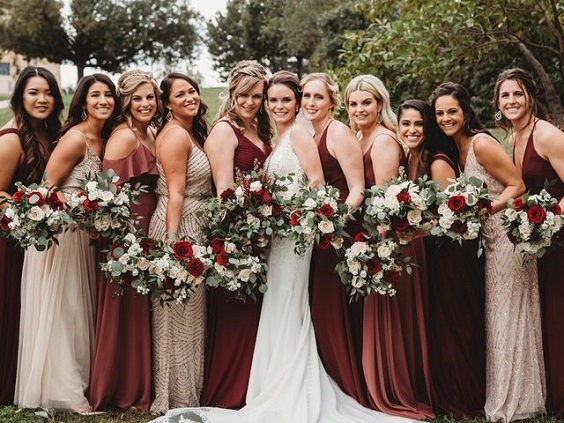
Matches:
[[360, 148, 435, 420], [520, 128, 564, 417], [308, 123, 370, 407], [200, 122, 272, 409], [88, 142, 158, 410]]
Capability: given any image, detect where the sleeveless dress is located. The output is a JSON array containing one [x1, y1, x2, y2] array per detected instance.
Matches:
[[465, 137, 545, 422], [201, 122, 271, 409], [361, 147, 435, 420], [88, 139, 158, 410], [309, 123, 369, 407], [425, 153, 486, 418], [15, 134, 100, 411], [520, 127, 564, 417], [148, 137, 212, 413], [0, 128, 34, 405], [149, 128, 423, 423]]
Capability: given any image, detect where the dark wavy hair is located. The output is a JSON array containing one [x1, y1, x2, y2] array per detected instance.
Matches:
[[492, 68, 548, 130], [10, 66, 64, 184], [58, 73, 120, 143], [268, 70, 302, 107], [159, 72, 208, 146]]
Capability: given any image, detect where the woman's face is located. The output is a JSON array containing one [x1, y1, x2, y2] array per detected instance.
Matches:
[[399, 108, 425, 151], [129, 82, 157, 125], [235, 80, 264, 121], [498, 79, 530, 124], [22, 76, 55, 121], [267, 83, 297, 126], [84, 81, 115, 122], [434, 94, 464, 138], [301, 79, 333, 123], [167, 78, 200, 121], [347, 90, 381, 129]]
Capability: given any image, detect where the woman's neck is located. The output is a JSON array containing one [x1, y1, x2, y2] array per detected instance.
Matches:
[[312, 115, 333, 139]]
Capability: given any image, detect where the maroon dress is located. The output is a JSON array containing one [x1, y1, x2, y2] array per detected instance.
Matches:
[[520, 129, 564, 417], [0, 128, 35, 405], [308, 124, 369, 407], [361, 148, 434, 419], [200, 122, 272, 409], [425, 153, 486, 417], [88, 142, 158, 410]]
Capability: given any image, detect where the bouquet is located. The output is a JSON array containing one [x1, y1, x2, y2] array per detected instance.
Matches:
[[0, 182, 72, 250], [430, 174, 492, 254], [66, 169, 144, 238], [363, 170, 439, 241], [335, 232, 411, 301], [502, 189, 563, 257], [282, 184, 349, 255]]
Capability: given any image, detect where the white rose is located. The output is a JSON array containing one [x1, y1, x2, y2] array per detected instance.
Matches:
[[383, 196, 400, 213], [124, 233, 137, 244], [407, 209, 422, 225], [258, 204, 272, 217], [4, 207, 15, 219], [504, 208, 518, 221], [437, 203, 454, 217], [96, 214, 112, 231], [246, 214, 261, 227], [85, 181, 98, 193], [377, 244, 392, 259], [235, 186, 244, 199], [127, 243, 142, 256], [303, 198, 317, 210], [348, 261, 361, 275], [238, 268, 252, 282], [518, 222, 532, 240], [349, 241, 369, 256], [101, 190, 115, 203], [28, 206, 45, 221], [137, 257, 150, 271], [118, 253, 131, 265], [225, 242, 237, 253], [318, 220, 335, 234], [439, 215, 455, 229], [249, 181, 262, 192], [351, 277, 365, 288]]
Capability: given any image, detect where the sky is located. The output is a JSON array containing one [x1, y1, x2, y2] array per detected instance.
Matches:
[[60, 0, 229, 88]]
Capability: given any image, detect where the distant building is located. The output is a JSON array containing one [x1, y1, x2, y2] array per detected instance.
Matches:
[[0, 52, 61, 96]]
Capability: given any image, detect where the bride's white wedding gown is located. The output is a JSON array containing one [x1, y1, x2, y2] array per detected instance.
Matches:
[[151, 128, 422, 423]]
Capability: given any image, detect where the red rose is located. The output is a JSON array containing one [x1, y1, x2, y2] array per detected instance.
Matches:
[[162, 277, 177, 291], [46, 192, 64, 210], [317, 234, 332, 249], [11, 190, 24, 203], [272, 204, 282, 216], [187, 257, 204, 277], [367, 258, 383, 275], [210, 238, 225, 253], [450, 219, 468, 234], [110, 243, 126, 260], [551, 204, 562, 215], [0, 215, 12, 232], [27, 190, 45, 206], [173, 240, 193, 259], [83, 198, 99, 212], [384, 269, 400, 283], [527, 204, 547, 224], [477, 198, 492, 215], [220, 188, 235, 201], [447, 195, 466, 213], [217, 250, 229, 266], [513, 197, 525, 211], [396, 192, 411, 205], [316, 204, 335, 218], [353, 231, 367, 243], [289, 211, 301, 226], [393, 218, 411, 233], [259, 190, 273, 205], [140, 238, 155, 254]]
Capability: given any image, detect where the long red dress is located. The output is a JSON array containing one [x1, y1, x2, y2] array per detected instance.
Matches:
[[88, 141, 158, 410], [361, 149, 435, 420], [0, 128, 33, 405], [308, 124, 370, 407], [425, 153, 486, 417], [200, 122, 272, 409], [520, 128, 564, 417]]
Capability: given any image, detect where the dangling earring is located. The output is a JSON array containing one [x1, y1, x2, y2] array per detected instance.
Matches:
[[495, 110, 502, 121], [81, 110, 87, 121], [376, 112, 382, 124], [165, 110, 173, 121]]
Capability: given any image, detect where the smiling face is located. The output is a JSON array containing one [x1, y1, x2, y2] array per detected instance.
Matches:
[[301, 79, 333, 124], [434, 94, 465, 138], [498, 79, 531, 125], [235, 80, 265, 122], [22, 76, 55, 122], [167, 78, 200, 120], [346, 90, 381, 130], [84, 81, 115, 122], [399, 107, 425, 151], [267, 83, 298, 126], [129, 82, 157, 125]]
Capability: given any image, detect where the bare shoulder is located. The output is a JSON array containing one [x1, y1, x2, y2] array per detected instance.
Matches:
[[472, 132, 501, 153], [328, 120, 355, 142], [289, 123, 314, 144], [57, 128, 90, 153], [105, 126, 137, 159], [535, 120, 564, 148]]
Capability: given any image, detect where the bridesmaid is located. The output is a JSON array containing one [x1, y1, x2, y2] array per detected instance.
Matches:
[[300, 72, 368, 406], [345, 77, 434, 420], [398, 99, 486, 418], [15, 74, 118, 412], [494, 67, 564, 417], [200, 60, 273, 409], [0, 66, 63, 405], [148, 72, 211, 413], [88, 69, 162, 410], [432, 82, 544, 422]]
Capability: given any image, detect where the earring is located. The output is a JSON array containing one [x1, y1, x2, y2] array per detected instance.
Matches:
[[81, 110, 87, 121], [376, 112, 382, 124], [165, 110, 173, 121], [495, 110, 502, 121]]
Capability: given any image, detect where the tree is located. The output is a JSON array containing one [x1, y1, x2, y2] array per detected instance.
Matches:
[[0, 0, 202, 82]]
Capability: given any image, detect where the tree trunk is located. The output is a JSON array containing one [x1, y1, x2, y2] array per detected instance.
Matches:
[[76, 63, 85, 83]]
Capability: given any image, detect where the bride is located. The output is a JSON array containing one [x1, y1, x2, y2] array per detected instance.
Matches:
[[152, 71, 421, 423]]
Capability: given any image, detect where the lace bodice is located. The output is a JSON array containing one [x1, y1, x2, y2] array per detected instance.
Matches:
[[62, 135, 102, 197], [265, 128, 305, 199], [464, 136, 504, 197]]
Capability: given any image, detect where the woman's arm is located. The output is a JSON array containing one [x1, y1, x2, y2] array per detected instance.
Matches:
[[290, 124, 325, 188], [536, 122, 564, 211], [371, 134, 402, 187], [0, 131, 23, 204], [430, 157, 457, 190], [44, 132, 86, 190], [203, 121, 238, 196]]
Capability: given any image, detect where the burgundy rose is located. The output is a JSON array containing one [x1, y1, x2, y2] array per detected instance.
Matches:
[[393, 218, 411, 233], [162, 277, 177, 292], [220, 188, 236, 201], [384, 269, 400, 284], [527, 204, 547, 224], [447, 195, 466, 213], [27, 190, 45, 206], [173, 240, 193, 260], [317, 235, 332, 249], [140, 238, 155, 254], [217, 250, 229, 266], [551, 204, 562, 216], [450, 219, 468, 234], [316, 204, 335, 218], [0, 215, 12, 232], [513, 197, 525, 211], [187, 257, 204, 277], [83, 198, 99, 212], [396, 192, 411, 205], [110, 243, 126, 260], [367, 258, 383, 275], [272, 204, 282, 216], [210, 238, 225, 254], [46, 192, 64, 210], [353, 231, 367, 243], [259, 190, 273, 205], [289, 211, 301, 226], [11, 190, 24, 203], [477, 198, 493, 215]]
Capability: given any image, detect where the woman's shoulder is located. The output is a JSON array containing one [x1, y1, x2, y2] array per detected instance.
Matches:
[[105, 125, 138, 159]]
